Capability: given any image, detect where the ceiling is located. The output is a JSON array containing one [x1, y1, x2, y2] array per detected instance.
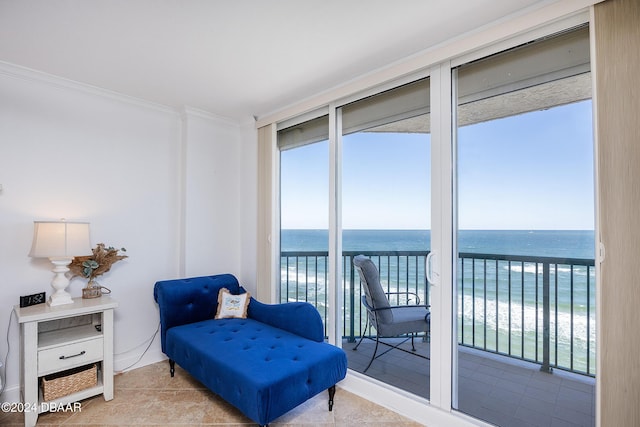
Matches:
[[0, 0, 560, 121]]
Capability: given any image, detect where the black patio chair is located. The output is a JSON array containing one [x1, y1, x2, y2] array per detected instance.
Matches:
[[352, 254, 430, 372]]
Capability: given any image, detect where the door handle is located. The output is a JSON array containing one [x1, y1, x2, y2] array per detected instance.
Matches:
[[59, 350, 86, 360], [426, 251, 439, 285]]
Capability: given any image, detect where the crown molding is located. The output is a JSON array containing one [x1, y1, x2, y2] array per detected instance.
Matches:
[[180, 106, 244, 127], [0, 60, 178, 115], [0, 61, 252, 126]]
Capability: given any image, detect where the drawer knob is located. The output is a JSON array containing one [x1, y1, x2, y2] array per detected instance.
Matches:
[[59, 350, 86, 360]]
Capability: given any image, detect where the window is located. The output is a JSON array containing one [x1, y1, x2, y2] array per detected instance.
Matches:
[[278, 115, 330, 333], [339, 78, 432, 396], [264, 14, 597, 427], [453, 26, 595, 427]]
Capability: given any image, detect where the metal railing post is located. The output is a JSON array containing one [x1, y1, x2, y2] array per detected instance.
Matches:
[[540, 262, 552, 373], [348, 255, 356, 343]]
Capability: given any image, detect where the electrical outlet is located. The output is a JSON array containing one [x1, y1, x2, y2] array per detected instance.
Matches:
[[20, 292, 46, 307]]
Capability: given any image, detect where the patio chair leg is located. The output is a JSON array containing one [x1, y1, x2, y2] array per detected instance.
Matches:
[[363, 335, 380, 373], [353, 322, 369, 351], [411, 333, 416, 352]]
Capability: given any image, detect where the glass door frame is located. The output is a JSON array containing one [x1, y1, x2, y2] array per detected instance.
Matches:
[[427, 61, 455, 409], [327, 103, 342, 347]]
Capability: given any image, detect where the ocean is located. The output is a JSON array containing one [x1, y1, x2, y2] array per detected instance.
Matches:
[[281, 229, 596, 375], [282, 229, 595, 258]]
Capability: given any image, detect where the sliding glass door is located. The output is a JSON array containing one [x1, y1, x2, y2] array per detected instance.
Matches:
[[278, 115, 331, 335], [340, 78, 432, 397], [272, 21, 596, 427], [277, 80, 433, 397], [453, 26, 596, 426]]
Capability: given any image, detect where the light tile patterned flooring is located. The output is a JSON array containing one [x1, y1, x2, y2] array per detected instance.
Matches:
[[1, 341, 596, 427], [1, 361, 422, 426], [346, 338, 595, 427]]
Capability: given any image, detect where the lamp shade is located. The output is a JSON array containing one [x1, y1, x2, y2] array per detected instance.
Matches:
[[29, 220, 92, 259]]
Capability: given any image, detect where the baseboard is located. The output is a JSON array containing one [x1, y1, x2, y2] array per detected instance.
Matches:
[[114, 348, 167, 374], [0, 383, 21, 403], [341, 371, 489, 427]]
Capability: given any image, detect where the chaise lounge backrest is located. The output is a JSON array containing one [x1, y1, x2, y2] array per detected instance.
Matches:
[[154, 274, 326, 351], [153, 274, 240, 353]]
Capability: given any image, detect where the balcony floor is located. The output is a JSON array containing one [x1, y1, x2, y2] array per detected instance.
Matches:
[[344, 337, 595, 427]]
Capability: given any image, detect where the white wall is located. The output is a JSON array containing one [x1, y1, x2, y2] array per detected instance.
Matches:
[[181, 109, 242, 279], [0, 66, 256, 401], [238, 121, 258, 290]]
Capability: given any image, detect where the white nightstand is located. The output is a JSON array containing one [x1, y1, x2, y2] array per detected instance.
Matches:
[[14, 297, 118, 427]]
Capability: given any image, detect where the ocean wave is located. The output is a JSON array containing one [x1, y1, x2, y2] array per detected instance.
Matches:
[[281, 265, 326, 286], [501, 264, 592, 276], [458, 294, 596, 348]]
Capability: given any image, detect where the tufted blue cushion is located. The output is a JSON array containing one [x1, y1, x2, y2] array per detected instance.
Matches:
[[165, 317, 347, 425], [248, 298, 325, 342]]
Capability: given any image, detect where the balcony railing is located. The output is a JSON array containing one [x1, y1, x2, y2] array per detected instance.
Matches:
[[280, 250, 596, 377]]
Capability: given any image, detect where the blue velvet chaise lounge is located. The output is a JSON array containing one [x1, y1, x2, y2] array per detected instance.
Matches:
[[153, 274, 348, 426]]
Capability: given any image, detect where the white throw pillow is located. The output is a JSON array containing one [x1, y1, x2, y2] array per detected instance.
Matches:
[[215, 287, 250, 319]]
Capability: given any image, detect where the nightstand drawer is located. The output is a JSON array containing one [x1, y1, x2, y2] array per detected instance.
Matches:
[[38, 338, 103, 375]]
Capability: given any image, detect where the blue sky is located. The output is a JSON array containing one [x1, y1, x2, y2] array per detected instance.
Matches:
[[280, 100, 594, 230]]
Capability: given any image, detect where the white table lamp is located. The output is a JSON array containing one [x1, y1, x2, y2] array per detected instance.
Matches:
[[29, 220, 92, 306]]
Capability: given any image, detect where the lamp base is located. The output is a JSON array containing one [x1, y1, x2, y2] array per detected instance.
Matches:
[[48, 291, 74, 306], [47, 258, 75, 307]]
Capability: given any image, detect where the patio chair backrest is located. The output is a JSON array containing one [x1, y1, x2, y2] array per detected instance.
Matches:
[[353, 255, 393, 324]]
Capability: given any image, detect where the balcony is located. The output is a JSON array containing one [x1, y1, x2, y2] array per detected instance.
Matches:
[[280, 250, 596, 426]]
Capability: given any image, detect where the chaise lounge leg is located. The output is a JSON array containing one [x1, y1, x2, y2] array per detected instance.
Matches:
[[169, 359, 175, 377], [328, 385, 336, 411]]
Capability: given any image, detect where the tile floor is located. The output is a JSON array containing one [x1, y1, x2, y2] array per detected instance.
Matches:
[[1, 361, 422, 426]]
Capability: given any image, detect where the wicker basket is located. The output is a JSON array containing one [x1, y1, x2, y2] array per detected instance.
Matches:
[[41, 363, 97, 401]]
